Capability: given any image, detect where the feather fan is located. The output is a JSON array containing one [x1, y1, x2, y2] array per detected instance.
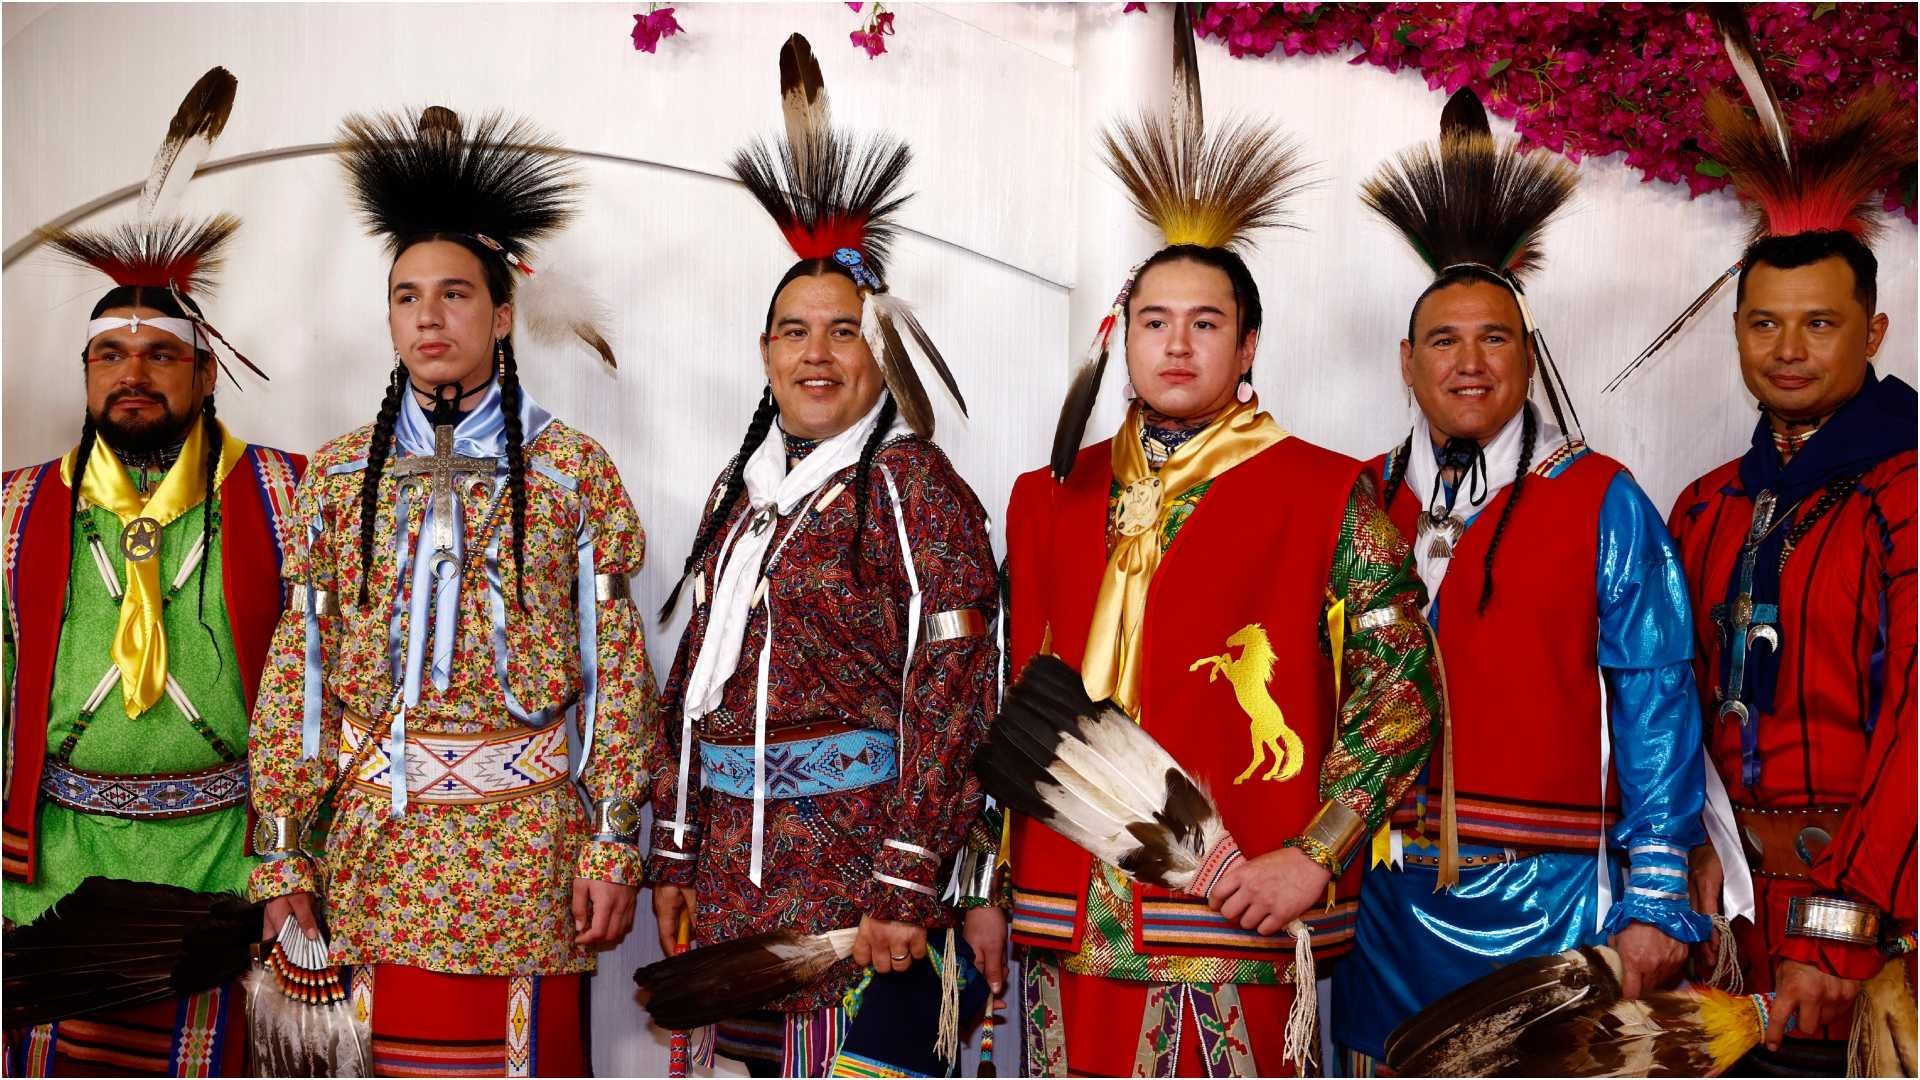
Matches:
[[975, 655, 1230, 893], [248, 915, 369, 1077], [3, 877, 261, 1030], [1387, 944, 1772, 1078], [139, 66, 238, 224], [634, 927, 859, 1032], [337, 108, 576, 260]]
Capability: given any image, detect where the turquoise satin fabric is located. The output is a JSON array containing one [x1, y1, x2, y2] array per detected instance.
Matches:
[[1333, 469, 1713, 1061]]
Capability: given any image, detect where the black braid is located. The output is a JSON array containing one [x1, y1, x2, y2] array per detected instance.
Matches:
[[498, 338, 529, 611], [1382, 434, 1415, 510], [64, 413, 100, 617], [658, 386, 779, 621], [356, 363, 409, 606], [849, 394, 898, 587], [1477, 405, 1537, 614], [195, 394, 224, 669]]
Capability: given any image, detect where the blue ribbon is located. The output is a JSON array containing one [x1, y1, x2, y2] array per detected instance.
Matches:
[[299, 520, 327, 760]]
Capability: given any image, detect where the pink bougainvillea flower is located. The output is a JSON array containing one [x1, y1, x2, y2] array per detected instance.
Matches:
[[1123, 2, 1147, 11], [1165, 1, 1916, 215], [851, 5, 895, 58], [630, 5, 682, 53]]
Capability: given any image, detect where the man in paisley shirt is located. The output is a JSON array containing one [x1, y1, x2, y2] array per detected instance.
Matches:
[[647, 33, 998, 1079], [246, 109, 656, 1074]]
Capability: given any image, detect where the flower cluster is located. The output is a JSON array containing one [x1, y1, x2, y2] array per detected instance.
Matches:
[[1147, 2, 1916, 217], [630, 5, 682, 54], [848, 2, 897, 59]]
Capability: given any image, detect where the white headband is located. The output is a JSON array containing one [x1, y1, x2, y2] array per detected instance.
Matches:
[[86, 313, 209, 352]]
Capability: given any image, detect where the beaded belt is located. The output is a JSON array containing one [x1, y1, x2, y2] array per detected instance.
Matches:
[[699, 728, 898, 800], [41, 759, 248, 820], [341, 711, 572, 805]]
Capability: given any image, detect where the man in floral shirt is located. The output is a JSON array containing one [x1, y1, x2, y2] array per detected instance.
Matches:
[[247, 109, 656, 1074]]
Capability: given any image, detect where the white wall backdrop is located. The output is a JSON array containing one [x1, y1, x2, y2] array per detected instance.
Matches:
[[4, 3, 1914, 1076]]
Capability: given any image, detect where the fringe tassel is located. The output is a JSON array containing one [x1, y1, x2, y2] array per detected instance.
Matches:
[[1707, 914, 1744, 993], [1430, 624, 1461, 889], [1847, 956, 1917, 1078], [936, 930, 962, 1066], [1283, 919, 1318, 1075]]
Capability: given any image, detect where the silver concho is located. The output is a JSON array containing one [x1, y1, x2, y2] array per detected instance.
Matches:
[[119, 516, 162, 562]]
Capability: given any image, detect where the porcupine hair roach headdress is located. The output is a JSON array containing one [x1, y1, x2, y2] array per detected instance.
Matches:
[[1604, 7, 1915, 394], [1362, 86, 1582, 435], [39, 66, 263, 384], [730, 31, 967, 440], [1050, 2, 1312, 480]]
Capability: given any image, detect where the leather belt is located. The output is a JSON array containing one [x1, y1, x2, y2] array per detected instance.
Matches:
[[1733, 804, 1847, 881], [1402, 847, 1532, 870]]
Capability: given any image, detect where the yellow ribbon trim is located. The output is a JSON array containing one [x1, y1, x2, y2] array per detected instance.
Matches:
[[1081, 399, 1287, 716], [62, 420, 245, 717]]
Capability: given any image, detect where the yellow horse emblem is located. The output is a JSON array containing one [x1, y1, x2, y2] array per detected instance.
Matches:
[[1189, 623, 1303, 784]]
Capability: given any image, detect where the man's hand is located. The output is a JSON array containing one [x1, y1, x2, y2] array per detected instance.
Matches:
[[962, 906, 1009, 1000], [1768, 959, 1865, 1050], [1207, 847, 1331, 936], [572, 878, 638, 950], [1608, 922, 1687, 998], [262, 891, 321, 942], [651, 884, 696, 955], [1687, 844, 1728, 979], [851, 916, 927, 975]]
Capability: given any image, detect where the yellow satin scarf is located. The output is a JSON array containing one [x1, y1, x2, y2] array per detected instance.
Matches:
[[63, 419, 246, 717], [1081, 398, 1288, 715]]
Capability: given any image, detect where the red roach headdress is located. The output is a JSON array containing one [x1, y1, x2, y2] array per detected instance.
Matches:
[[730, 33, 965, 439], [37, 67, 264, 382], [1605, 9, 1916, 393]]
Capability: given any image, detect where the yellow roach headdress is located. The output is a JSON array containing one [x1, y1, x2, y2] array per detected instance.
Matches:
[[1050, 3, 1313, 480]]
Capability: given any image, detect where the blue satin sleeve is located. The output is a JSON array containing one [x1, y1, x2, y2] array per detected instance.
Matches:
[[1593, 471, 1712, 943]]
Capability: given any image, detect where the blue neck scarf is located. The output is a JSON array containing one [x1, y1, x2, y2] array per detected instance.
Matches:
[[1723, 367, 1916, 725]]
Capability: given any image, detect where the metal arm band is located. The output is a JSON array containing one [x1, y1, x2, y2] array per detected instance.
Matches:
[[923, 608, 986, 644], [288, 585, 339, 617], [652, 848, 694, 862], [874, 871, 938, 897], [595, 573, 632, 602], [1295, 798, 1367, 871], [955, 842, 1000, 908], [253, 813, 310, 859], [589, 796, 641, 844], [1786, 895, 1883, 946], [1350, 607, 1414, 635], [883, 838, 938, 859]]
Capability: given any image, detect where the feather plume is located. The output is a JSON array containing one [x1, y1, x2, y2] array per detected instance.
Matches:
[[862, 297, 936, 437], [1362, 88, 1576, 281], [139, 66, 237, 224], [1706, 86, 1913, 245], [3, 877, 261, 1029], [514, 261, 618, 369], [39, 214, 239, 295], [1711, 7, 1791, 168], [1051, 335, 1111, 480], [337, 108, 576, 260], [1103, 114, 1310, 252], [1170, 4, 1203, 149], [780, 33, 831, 185], [974, 655, 1230, 892], [634, 927, 859, 1032], [1387, 944, 1770, 1078]]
